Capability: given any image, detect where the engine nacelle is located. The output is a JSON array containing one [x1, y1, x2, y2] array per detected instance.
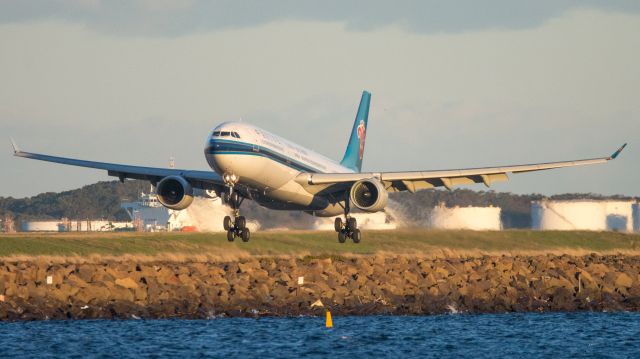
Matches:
[[349, 178, 388, 212], [156, 175, 194, 210]]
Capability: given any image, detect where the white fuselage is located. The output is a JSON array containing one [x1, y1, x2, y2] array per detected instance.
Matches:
[[204, 122, 353, 216]]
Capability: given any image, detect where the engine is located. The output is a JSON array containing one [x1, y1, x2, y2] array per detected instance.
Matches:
[[349, 178, 388, 212], [156, 176, 194, 210]]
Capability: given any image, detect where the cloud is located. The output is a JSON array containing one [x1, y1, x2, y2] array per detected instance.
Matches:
[[0, 8, 638, 197], [1, 0, 639, 36]]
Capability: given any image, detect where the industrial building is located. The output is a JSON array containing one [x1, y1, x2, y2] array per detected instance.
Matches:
[[121, 192, 172, 231], [20, 220, 132, 232], [531, 199, 639, 232], [122, 191, 238, 232], [18, 192, 247, 233], [429, 204, 502, 230]]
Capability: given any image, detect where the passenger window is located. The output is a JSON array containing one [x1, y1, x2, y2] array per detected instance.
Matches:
[[221, 131, 231, 137]]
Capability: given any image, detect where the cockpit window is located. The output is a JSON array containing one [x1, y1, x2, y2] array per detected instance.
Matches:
[[212, 130, 240, 138]]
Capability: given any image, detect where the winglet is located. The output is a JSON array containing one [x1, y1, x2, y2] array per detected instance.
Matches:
[[9, 137, 20, 154], [609, 143, 627, 160]]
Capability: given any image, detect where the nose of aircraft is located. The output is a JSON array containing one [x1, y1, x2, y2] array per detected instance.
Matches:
[[204, 124, 241, 173], [205, 134, 224, 172]]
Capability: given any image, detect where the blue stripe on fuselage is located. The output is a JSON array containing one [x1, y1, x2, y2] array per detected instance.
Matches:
[[206, 139, 322, 173]]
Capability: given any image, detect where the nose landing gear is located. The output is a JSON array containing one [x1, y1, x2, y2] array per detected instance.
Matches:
[[222, 174, 250, 242]]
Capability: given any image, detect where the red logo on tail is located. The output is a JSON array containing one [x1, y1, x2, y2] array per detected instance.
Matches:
[[356, 120, 366, 160]]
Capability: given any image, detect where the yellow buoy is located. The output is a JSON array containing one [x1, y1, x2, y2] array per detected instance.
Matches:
[[325, 310, 333, 328]]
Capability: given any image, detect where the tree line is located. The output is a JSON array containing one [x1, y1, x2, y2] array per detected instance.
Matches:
[[0, 180, 636, 229]]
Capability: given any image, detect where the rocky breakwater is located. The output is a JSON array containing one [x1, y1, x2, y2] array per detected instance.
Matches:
[[1, 254, 640, 320]]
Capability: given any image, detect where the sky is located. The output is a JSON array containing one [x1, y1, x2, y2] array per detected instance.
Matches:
[[1, 0, 639, 198]]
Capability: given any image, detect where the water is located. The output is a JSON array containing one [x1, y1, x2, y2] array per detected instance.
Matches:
[[1, 312, 639, 358]]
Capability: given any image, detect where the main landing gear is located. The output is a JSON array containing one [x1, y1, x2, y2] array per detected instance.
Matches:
[[222, 174, 250, 242], [334, 198, 361, 244], [334, 217, 361, 243], [224, 213, 250, 242]]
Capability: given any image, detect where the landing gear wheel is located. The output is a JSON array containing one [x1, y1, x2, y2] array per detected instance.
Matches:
[[241, 228, 251, 242], [223, 216, 232, 231], [334, 218, 343, 232], [236, 216, 247, 230], [347, 217, 357, 230], [351, 229, 361, 243], [227, 230, 235, 242], [338, 231, 347, 243]]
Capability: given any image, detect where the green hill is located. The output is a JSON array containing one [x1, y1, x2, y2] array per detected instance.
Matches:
[[0, 181, 148, 222]]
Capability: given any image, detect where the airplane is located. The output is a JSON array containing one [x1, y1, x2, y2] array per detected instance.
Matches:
[[12, 91, 627, 243]]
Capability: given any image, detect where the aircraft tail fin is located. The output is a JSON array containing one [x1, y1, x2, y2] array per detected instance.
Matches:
[[340, 91, 371, 172]]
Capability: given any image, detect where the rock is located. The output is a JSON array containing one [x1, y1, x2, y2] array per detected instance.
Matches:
[[402, 270, 419, 287], [208, 274, 229, 286], [115, 277, 139, 290], [615, 273, 633, 288], [585, 263, 610, 278], [260, 259, 277, 271], [76, 265, 95, 282], [26, 283, 46, 299], [576, 270, 597, 287], [270, 285, 291, 301], [66, 274, 90, 288], [238, 261, 260, 273], [156, 270, 181, 286], [104, 267, 129, 281], [91, 268, 115, 282], [108, 283, 135, 302], [91, 285, 113, 302], [544, 277, 575, 292], [2, 254, 640, 319]]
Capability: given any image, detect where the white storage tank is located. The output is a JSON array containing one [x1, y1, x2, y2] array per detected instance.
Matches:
[[21, 220, 63, 232], [531, 200, 636, 232], [429, 204, 502, 230], [314, 212, 397, 230]]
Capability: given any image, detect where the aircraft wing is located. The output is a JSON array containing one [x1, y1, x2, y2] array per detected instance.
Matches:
[[12, 144, 224, 190], [298, 144, 627, 193]]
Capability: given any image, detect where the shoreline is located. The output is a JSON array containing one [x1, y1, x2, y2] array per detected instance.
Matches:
[[2, 253, 640, 320]]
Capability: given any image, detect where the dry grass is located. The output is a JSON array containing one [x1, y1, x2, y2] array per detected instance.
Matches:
[[0, 229, 639, 262]]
